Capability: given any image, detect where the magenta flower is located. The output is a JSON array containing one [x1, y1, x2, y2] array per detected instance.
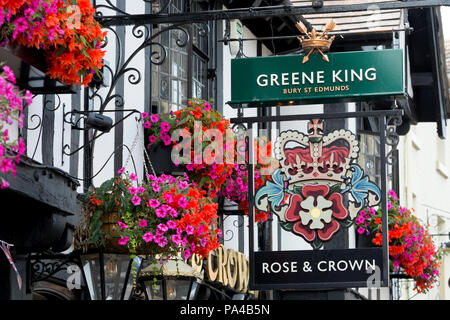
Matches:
[[163, 193, 174, 204], [131, 195, 141, 206], [169, 208, 178, 217], [3, 66, 15, 84], [166, 220, 177, 229], [183, 249, 191, 260], [129, 173, 137, 181], [143, 121, 152, 129], [142, 232, 154, 243], [178, 196, 188, 209], [155, 208, 166, 218], [149, 199, 160, 208], [160, 121, 171, 132], [1, 179, 10, 189], [152, 182, 160, 192], [117, 167, 125, 175], [201, 237, 208, 247], [387, 202, 393, 210], [171, 234, 182, 245], [128, 186, 138, 195], [139, 219, 148, 228], [185, 225, 194, 235], [157, 223, 168, 233], [357, 227, 366, 234], [178, 181, 189, 190], [137, 186, 146, 193], [118, 221, 128, 229], [149, 135, 157, 143], [118, 236, 129, 246], [142, 112, 149, 118], [150, 114, 160, 123], [155, 235, 168, 248]]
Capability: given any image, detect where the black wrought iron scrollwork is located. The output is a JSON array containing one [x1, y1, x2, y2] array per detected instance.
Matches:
[[94, 0, 173, 17], [27, 252, 81, 291], [130, 281, 147, 300], [386, 115, 402, 165], [43, 94, 63, 112]]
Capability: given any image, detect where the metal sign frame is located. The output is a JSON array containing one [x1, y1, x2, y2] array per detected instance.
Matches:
[[230, 108, 403, 290]]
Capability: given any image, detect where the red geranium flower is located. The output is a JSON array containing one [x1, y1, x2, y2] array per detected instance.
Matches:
[[285, 184, 348, 243]]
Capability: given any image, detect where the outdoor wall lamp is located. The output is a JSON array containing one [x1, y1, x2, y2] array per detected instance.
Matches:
[[79, 250, 143, 300], [85, 112, 113, 133], [137, 256, 202, 300]]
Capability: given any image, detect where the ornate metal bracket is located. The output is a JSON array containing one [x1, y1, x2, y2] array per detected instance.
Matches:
[[26, 252, 82, 294], [386, 113, 403, 165]]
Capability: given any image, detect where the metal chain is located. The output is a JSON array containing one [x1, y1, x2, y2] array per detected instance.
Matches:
[[137, 121, 157, 177]]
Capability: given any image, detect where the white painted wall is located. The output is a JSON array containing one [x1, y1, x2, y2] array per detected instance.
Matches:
[[397, 123, 450, 300]]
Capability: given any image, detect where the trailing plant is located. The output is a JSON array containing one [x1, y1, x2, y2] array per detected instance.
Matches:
[[75, 170, 222, 261], [358, 190, 442, 294], [0, 0, 106, 86], [0, 63, 31, 188]]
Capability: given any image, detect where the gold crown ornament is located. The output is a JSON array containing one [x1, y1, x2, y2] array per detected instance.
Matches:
[[296, 20, 336, 64]]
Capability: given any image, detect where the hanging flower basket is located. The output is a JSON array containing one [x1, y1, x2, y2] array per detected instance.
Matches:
[[74, 170, 222, 259], [145, 138, 184, 176], [0, 63, 32, 189], [355, 229, 375, 248], [359, 190, 443, 294], [0, 0, 107, 87]]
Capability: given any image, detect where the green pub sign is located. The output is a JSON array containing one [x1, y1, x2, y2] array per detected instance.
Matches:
[[229, 49, 404, 107]]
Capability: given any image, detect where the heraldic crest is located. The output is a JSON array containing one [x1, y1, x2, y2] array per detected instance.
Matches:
[[255, 119, 381, 249]]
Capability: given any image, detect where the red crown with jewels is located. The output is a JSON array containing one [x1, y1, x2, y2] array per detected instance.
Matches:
[[274, 119, 359, 186]]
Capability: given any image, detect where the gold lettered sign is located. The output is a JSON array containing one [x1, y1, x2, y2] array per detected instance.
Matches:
[[189, 245, 254, 294]]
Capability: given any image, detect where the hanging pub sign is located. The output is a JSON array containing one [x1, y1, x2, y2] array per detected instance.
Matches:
[[228, 49, 404, 107], [255, 119, 381, 249], [229, 20, 391, 291], [252, 118, 386, 289]]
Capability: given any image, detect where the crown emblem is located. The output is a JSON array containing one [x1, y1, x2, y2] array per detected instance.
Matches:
[[296, 20, 336, 64], [274, 119, 359, 187]]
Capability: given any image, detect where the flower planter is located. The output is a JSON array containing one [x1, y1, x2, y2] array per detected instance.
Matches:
[[355, 231, 375, 248], [146, 143, 185, 176]]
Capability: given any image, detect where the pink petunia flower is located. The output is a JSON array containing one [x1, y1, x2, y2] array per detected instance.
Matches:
[[149, 135, 157, 143], [166, 220, 177, 229], [142, 232, 154, 243], [152, 182, 160, 192], [142, 112, 149, 118], [149, 199, 160, 208], [178, 196, 188, 209], [129, 173, 137, 181], [143, 121, 152, 129], [183, 248, 191, 260], [160, 121, 171, 132], [137, 186, 146, 193], [117, 167, 125, 175], [157, 223, 168, 233], [139, 219, 148, 227], [185, 225, 194, 235], [117, 221, 128, 229], [131, 195, 141, 206], [178, 181, 189, 190], [150, 114, 160, 123], [171, 234, 182, 245], [118, 236, 129, 246], [155, 208, 166, 218]]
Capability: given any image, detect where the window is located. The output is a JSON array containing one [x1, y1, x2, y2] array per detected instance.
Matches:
[[150, 0, 213, 114]]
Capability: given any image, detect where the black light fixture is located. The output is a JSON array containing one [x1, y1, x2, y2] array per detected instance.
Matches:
[[85, 113, 113, 133], [79, 250, 143, 300], [137, 256, 202, 300]]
